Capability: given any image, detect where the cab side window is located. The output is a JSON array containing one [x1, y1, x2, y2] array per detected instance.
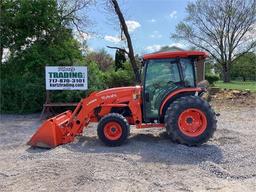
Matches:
[[180, 59, 195, 87]]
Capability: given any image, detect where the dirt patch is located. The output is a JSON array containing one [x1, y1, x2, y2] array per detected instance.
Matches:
[[0, 98, 256, 192], [211, 89, 256, 108]]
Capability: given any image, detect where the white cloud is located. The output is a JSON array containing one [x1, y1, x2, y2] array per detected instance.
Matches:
[[148, 19, 156, 23], [125, 20, 141, 32], [170, 10, 177, 18], [149, 30, 162, 38], [104, 35, 121, 44], [144, 45, 162, 52]]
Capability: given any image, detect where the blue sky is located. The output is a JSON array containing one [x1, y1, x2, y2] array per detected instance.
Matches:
[[80, 0, 192, 56]]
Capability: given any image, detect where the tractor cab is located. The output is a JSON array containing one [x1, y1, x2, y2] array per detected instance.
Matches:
[[142, 51, 207, 122]]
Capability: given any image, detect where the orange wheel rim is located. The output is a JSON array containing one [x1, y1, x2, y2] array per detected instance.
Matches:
[[178, 108, 207, 137], [103, 121, 122, 141]]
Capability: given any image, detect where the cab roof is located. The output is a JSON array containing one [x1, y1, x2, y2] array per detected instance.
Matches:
[[143, 51, 208, 60]]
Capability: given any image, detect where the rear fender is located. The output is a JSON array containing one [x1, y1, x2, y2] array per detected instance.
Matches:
[[159, 88, 202, 122]]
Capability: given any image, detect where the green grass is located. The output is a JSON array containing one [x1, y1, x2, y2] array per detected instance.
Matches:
[[214, 81, 256, 92]]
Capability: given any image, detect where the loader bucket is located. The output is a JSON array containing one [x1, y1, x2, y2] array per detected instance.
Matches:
[[27, 111, 73, 148]]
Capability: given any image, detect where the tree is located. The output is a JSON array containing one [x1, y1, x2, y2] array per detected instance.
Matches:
[[0, 0, 91, 113], [85, 49, 114, 71], [172, 0, 256, 82], [106, 0, 140, 82], [231, 52, 256, 81], [0, 0, 59, 64], [114, 49, 126, 70], [104, 61, 136, 88], [0, 0, 92, 64]]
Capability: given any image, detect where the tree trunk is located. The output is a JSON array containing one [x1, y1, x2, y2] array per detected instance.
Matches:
[[111, 0, 141, 83], [222, 63, 231, 82]]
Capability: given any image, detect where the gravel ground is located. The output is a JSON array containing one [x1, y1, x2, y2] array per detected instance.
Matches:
[[0, 99, 256, 192]]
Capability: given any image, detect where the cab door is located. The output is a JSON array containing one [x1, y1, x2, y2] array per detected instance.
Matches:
[[143, 59, 182, 122]]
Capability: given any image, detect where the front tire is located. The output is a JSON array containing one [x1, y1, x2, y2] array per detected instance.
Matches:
[[97, 113, 130, 146], [164, 96, 216, 146]]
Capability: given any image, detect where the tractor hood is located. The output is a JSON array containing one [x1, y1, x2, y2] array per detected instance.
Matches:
[[91, 86, 142, 103], [95, 86, 141, 96]]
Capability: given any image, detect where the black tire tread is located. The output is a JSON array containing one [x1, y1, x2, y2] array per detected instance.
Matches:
[[97, 113, 130, 146], [164, 96, 217, 146]]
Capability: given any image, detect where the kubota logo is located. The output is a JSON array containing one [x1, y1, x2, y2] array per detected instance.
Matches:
[[101, 94, 117, 100], [87, 99, 97, 106]]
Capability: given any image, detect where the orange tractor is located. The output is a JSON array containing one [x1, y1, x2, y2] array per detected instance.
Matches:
[[28, 51, 217, 148]]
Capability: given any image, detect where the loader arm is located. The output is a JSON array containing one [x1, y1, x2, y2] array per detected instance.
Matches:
[[28, 86, 142, 148]]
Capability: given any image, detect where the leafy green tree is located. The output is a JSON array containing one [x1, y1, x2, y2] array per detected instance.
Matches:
[[0, 29, 84, 113], [0, 0, 90, 113], [104, 62, 136, 88], [0, 0, 92, 64], [0, 0, 60, 64], [231, 52, 256, 81], [86, 61, 107, 92]]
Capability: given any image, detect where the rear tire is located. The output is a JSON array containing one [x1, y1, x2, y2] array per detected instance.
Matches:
[[164, 96, 216, 146], [97, 113, 130, 146]]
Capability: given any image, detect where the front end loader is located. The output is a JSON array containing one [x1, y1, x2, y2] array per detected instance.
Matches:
[[28, 51, 217, 148]]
